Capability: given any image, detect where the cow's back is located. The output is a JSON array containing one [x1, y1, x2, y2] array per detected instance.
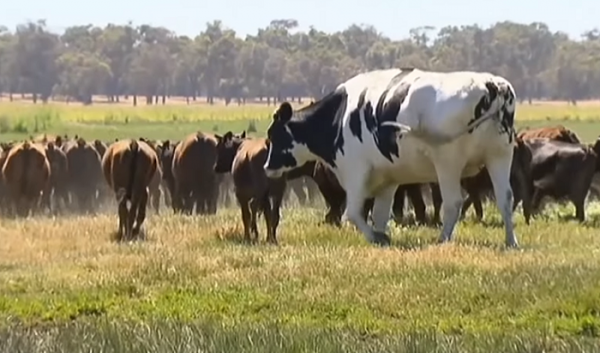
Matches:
[[2, 142, 50, 196], [103, 140, 157, 192], [232, 139, 270, 194]]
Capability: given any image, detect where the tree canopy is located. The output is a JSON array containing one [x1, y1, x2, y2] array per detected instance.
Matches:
[[0, 19, 598, 105]]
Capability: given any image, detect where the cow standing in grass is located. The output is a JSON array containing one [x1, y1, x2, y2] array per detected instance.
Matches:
[[263, 68, 519, 247], [102, 139, 158, 241]]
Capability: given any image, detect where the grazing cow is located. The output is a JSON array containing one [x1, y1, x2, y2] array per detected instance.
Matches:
[[517, 125, 580, 144], [263, 68, 519, 247], [101, 139, 158, 241], [172, 132, 220, 215], [214, 132, 285, 244], [522, 138, 600, 222], [2, 141, 51, 217]]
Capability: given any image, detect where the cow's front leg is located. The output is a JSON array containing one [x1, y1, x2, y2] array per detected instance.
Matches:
[[433, 162, 464, 243], [370, 185, 397, 243], [342, 169, 390, 246]]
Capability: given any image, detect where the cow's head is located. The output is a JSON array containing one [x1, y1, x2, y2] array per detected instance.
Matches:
[[264, 102, 311, 178], [214, 131, 246, 173]]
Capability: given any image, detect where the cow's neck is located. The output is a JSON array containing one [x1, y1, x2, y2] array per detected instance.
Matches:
[[288, 89, 348, 168]]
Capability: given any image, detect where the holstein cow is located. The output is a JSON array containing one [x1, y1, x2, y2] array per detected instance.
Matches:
[[101, 139, 158, 241], [263, 68, 519, 247]]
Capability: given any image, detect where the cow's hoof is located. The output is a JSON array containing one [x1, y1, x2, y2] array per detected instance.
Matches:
[[372, 231, 391, 247], [437, 237, 451, 245], [506, 241, 519, 249]]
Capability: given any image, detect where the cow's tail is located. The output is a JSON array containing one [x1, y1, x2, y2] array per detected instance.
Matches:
[[117, 140, 139, 211]]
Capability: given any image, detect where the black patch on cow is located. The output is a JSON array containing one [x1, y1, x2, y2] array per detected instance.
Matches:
[[469, 81, 499, 134], [281, 88, 349, 168], [362, 69, 415, 163], [469, 80, 516, 143], [348, 89, 367, 142], [499, 84, 516, 143]]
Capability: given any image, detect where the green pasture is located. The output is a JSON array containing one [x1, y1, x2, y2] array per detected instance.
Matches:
[[0, 205, 600, 352], [1, 101, 600, 142]]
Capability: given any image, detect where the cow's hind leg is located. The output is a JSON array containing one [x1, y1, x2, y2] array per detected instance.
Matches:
[[433, 162, 464, 243], [133, 189, 149, 240], [486, 154, 518, 248]]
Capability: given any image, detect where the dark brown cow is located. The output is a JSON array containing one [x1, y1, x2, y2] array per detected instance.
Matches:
[[62, 136, 104, 213], [172, 132, 220, 215], [522, 137, 600, 222], [41, 141, 69, 215], [102, 139, 158, 241], [158, 140, 179, 210], [517, 125, 580, 144], [214, 132, 285, 244], [2, 141, 51, 217]]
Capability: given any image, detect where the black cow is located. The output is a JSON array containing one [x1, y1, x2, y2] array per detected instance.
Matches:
[[521, 137, 600, 222]]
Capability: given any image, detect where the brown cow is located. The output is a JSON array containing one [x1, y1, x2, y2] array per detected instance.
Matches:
[[214, 132, 285, 244], [62, 136, 104, 214], [41, 141, 69, 215], [102, 139, 158, 241], [0, 142, 14, 214], [517, 125, 580, 144], [158, 140, 179, 210], [2, 140, 51, 217], [172, 132, 220, 215]]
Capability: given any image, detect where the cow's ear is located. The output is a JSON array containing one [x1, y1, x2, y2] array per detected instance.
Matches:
[[275, 102, 293, 123], [240, 131, 246, 138], [215, 134, 222, 142], [223, 131, 233, 141]]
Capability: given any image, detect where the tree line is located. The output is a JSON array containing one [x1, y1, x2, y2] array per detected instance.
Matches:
[[0, 19, 599, 106]]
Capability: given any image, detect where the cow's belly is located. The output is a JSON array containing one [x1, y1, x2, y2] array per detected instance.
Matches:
[[366, 136, 488, 195]]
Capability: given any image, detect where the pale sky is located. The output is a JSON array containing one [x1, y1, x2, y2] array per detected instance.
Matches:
[[1, 0, 598, 40]]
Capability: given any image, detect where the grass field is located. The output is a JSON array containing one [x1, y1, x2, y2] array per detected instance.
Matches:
[[1, 204, 600, 352], [1, 98, 600, 351]]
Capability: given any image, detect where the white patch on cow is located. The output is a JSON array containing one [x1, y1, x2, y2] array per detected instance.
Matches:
[[323, 68, 518, 247]]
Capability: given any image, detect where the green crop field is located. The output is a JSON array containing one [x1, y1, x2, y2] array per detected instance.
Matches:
[[2, 99, 600, 142], [1, 98, 600, 352]]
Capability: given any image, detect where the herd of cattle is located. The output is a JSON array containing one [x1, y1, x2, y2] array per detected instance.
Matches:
[[0, 123, 597, 243]]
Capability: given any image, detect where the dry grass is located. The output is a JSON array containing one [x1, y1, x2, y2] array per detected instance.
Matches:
[[1, 201, 600, 351]]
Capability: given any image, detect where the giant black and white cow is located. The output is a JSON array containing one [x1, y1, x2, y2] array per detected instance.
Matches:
[[263, 68, 520, 247]]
